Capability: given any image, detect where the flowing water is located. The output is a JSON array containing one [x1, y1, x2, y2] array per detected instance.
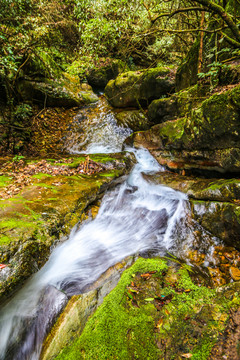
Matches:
[[62, 96, 132, 154], [0, 97, 215, 359]]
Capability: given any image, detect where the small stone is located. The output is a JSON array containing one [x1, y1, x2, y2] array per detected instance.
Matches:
[[224, 252, 233, 260], [229, 266, 240, 281]]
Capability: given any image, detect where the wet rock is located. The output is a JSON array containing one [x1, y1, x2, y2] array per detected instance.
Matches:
[[148, 96, 178, 124], [17, 74, 98, 108], [115, 110, 151, 131], [191, 200, 240, 249], [143, 173, 240, 203], [104, 67, 175, 108]]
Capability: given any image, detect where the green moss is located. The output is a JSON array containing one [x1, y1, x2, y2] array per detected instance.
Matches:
[[0, 234, 11, 245], [0, 175, 12, 187], [99, 170, 120, 178], [33, 182, 56, 189], [89, 154, 117, 163], [32, 173, 53, 179], [158, 117, 187, 145]]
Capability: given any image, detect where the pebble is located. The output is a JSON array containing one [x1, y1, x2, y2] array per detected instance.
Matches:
[[229, 266, 240, 281]]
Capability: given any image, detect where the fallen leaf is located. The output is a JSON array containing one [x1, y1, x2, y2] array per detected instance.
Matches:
[[182, 354, 192, 358]]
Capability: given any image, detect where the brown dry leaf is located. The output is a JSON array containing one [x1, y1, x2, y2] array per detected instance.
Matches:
[[182, 354, 192, 358]]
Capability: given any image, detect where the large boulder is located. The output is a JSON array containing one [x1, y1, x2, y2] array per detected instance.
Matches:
[[104, 67, 175, 108], [17, 74, 98, 108], [86, 59, 126, 89], [127, 84, 240, 173], [148, 84, 208, 124], [115, 110, 151, 132]]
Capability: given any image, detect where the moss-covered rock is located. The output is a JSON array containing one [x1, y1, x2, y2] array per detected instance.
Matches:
[[219, 63, 240, 86], [17, 74, 98, 108], [128, 83, 240, 173], [52, 257, 240, 360], [148, 84, 209, 124], [104, 67, 175, 108], [143, 173, 240, 203], [0, 153, 135, 301], [86, 59, 127, 89], [115, 110, 151, 131]]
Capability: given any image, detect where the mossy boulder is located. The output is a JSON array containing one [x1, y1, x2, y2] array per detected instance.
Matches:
[[86, 59, 127, 89], [143, 173, 240, 202], [0, 153, 135, 301], [17, 74, 98, 108], [128, 84, 240, 173], [148, 84, 208, 124], [219, 62, 240, 86], [104, 67, 175, 108], [115, 110, 151, 131], [51, 257, 240, 360]]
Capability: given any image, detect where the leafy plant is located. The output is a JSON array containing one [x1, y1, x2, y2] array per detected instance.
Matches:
[[198, 61, 230, 90], [14, 104, 33, 121], [13, 155, 25, 162]]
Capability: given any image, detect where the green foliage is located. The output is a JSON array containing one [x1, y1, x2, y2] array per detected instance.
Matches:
[[12, 155, 25, 162], [198, 61, 230, 89], [14, 104, 33, 121], [80, 18, 122, 57]]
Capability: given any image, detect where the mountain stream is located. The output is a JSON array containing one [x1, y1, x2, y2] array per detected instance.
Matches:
[[0, 97, 217, 359]]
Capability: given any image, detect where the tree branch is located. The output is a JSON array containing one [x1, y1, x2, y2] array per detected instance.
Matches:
[[152, 7, 208, 24], [193, 0, 240, 44]]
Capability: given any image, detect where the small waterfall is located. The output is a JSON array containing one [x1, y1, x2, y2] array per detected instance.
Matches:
[[0, 148, 189, 360], [63, 96, 132, 154]]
